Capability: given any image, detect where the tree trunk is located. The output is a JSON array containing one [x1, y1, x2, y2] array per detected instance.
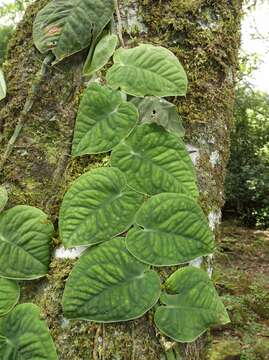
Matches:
[[0, 0, 242, 359]]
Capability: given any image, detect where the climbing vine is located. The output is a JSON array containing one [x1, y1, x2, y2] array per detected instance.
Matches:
[[0, 0, 231, 358]]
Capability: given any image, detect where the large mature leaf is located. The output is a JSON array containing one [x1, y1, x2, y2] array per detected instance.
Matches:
[[106, 44, 188, 97], [33, 0, 114, 63], [0, 278, 19, 317], [0, 206, 54, 280], [63, 237, 161, 322], [0, 186, 8, 212], [126, 193, 214, 266], [111, 124, 198, 197], [83, 34, 118, 76], [0, 69, 6, 101], [0, 303, 58, 359], [132, 97, 185, 137], [59, 167, 143, 248], [72, 83, 138, 156], [154, 267, 230, 342]]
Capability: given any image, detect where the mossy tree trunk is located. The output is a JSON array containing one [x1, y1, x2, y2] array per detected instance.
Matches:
[[0, 0, 242, 359]]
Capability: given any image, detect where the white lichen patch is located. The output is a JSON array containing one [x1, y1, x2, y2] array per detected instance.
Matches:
[[208, 210, 222, 231], [54, 245, 88, 259], [210, 150, 220, 167], [186, 144, 200, 165]]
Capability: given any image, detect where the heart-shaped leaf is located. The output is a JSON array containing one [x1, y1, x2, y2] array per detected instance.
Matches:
[[0, 303, 58, 359], [126, 193, 214, 266], [0, 278, 20, 317], [83, 34, 118, 76], [111, 124, 198, 197], [0, 69, 6, 101], [154, 267, 230, 342], [63, 237, 161, 322], [33, 0, 114, 63], [72, 83, 138, 156], [132, 97, 185, 137], [0, 186, 8, 212], [0, 206, 54, 280], [106, 44, 188, 97], [59, 167, 143, 248]]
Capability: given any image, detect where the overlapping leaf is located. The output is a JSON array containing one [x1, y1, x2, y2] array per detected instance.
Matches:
[[72, 83, 138, 156], [0, 186, 8, 212], [111, 124, 198, 196], [59, 167, 143, 248], [0, 278, 19, 317], [83, 34, 118, 75], [0, 303, 58, 359], [132, 97, 185, 137], [0, 206, 54, 280], [106, 44, 188, 97], [0, 69, 6, 101], [154, 267, 230, 342], [63, 237, 161, 322], [126, 193, 214, 266], [33, 0, 114, 62]]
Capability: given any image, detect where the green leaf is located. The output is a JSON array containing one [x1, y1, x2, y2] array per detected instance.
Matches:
[[0, 69, 6, 101], [0, 186, 8, 212], [63, 237, 161, 322], [59, 167, 144, 248], [72, 83, 138, 156], [83, 34, 118, 76], [33, 0, 114, 63], [126, 193, 214, 266], [106, 44, 188, 97], [0, 206, 54, 280], [132, 97, 185, 137], [154, 267, 230, 342], [111, 124, 198, 197], [0, 278, 20, 317], [0, 303, 58, 359]]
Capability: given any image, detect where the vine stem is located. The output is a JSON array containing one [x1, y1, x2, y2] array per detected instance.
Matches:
[[114, 0, 125, 47], [0, 53, 54, 172]]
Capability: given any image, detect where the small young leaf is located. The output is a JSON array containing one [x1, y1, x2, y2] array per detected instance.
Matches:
[[126, 193, 214, 266], [0, 303, 58, 359], [0, 186, 8, 212], [0, 206, 54, 280], [0, 278, 20, 317], [154, 267, 230, 342], [111, 124, 198, 197], [72, 83, 138, 156], [83, 34, 118, 76], [63, 237, 161, 322], [59, 167, 144, 248], [132, 97, 185, 137], [33, 0, 114, 63], [0, 69, 6, 101], [106, 44, 188, 97]]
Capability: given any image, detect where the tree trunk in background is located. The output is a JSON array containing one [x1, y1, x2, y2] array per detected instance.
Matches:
[[0, 0, 242, 359]]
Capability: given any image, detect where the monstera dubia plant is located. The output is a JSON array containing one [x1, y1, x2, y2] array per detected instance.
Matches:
[[0, 0, 230, 357]]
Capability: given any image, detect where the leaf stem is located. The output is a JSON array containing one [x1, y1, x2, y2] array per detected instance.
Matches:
[[114, 0, 125, 47], [0, 53, 54, 172]]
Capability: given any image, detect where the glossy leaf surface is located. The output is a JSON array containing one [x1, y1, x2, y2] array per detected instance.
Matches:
[[106, 44, 188, 97], [63, 237, 161, 322], [33, 0, 114, 62], [155, 267, 230, 342], [59, 167, 143, 248], [132, 97, 185, 137], [72, 83, 138, 156], [111, 124, 198, 196], [0, 278, 19, 317], [0, 206, 54, 280], [126, 193, 214, 266], [0, 303, 58, 359], [0, 69, 6, 101], [83, 34, 118, 75], [0, 186, 8, 212]]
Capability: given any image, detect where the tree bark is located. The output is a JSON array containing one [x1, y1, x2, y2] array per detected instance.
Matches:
[[0, 0, 242, 359]]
